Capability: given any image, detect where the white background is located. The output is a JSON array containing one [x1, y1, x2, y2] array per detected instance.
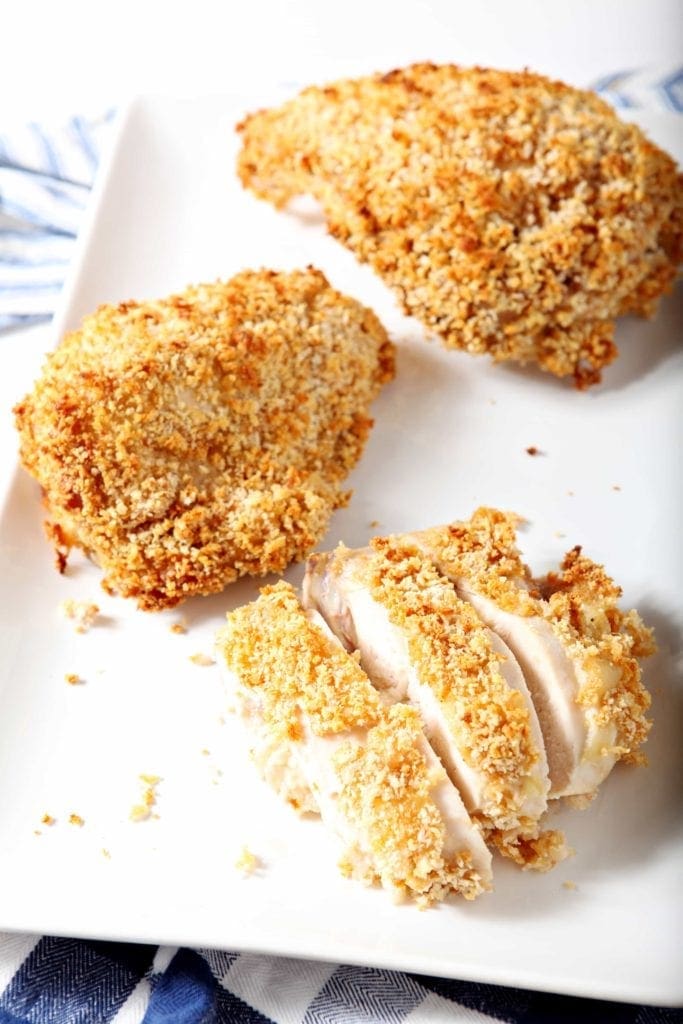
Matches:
[[1, 0, 682, 120]]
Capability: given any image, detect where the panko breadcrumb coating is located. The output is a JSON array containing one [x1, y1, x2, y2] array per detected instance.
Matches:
[[14, 268, 394, 610], [238, 63, 683, 387]]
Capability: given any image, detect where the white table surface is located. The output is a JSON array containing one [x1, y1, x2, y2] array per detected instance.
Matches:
[[2, 0, 681, 122]]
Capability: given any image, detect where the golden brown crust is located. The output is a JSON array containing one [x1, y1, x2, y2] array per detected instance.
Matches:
[[410, 507, 655, 765], [217, 581, 382, 736], [237, 63, 683, 386], [340, 536, 541, 828], [217, 582, 488, 903], [334, 704, 487, 904], [14, 268, 394, 610]]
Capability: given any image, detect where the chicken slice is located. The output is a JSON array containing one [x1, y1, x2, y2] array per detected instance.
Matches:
[[216, 581, 492, 904], [406, 508, 655, 799], [304, 539, 565, 870]]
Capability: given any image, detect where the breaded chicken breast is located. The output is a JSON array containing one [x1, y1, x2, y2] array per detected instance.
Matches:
[[237, 63, 683, 387], [14, 268, 394, 609]]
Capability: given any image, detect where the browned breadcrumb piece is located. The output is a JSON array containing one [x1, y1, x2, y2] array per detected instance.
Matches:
[[41, 814, 56, 826], [334, 704, 486, 904], [130, 775, 161, 822], [369, 519, 380, 528], [14, 269, 394, 610], [68, 813, 84, 826], [566, 791, 597, 810], [217, 581, 381, 737], [410, 507, 655, 765], [562, 879, 578, 890], [237, 63, 682, 387], [201, 748, 210, 756], [612, 485, 622, 492], [489, 825, 570, 871], [347, 536, 540, 830], [526, 446, 540, 456], [59, 598, 100, 633], [64, 673, 82, 685], [189, 652, 215, 667], [234, 846, 260, 874], [170, 622, 187, 635]]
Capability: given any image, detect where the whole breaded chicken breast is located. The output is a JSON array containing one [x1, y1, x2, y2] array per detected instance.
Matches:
[[238, 63, 683, 387], [14, 268, 394, 609]]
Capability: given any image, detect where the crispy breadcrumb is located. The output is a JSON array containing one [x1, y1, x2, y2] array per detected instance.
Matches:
[[60, 598, 100, 633], [14, 269, 394, 610], [130, 775, 161, 821], [41, 814, 56, 826], [68, 813, 84, 827], [234, 846, 260, 874], [238, 63, 682, 386], [409, 507, 655, 767], [64, 673, 82, 685], [189, 652, 215, 667]]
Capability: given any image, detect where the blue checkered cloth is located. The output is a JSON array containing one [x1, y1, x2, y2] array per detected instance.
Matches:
[[2, 70, 682, 1023]]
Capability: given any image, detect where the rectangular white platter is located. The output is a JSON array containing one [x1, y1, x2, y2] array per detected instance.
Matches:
[[0, 93, 681, 1006]]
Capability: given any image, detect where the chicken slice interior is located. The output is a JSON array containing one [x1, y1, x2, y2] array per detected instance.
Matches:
[[406, 507, 654, 799], [216, 581, 492, 904], [303, 539, 564, 870]]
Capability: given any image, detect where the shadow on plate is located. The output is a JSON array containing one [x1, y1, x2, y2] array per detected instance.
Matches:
[[484, 281, 683, 397]]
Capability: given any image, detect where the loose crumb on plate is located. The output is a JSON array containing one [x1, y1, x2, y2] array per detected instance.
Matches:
[[64, 672, 83, 685], [130, 775, 161, 822], [612, 485, 622, 492], [369, 520, 380, 529], [235, 846, 260, 875], [525, 446, 541, 456], [102, 848, 111, 859], [41, 813, 56, 826], [189, 652, 215, 667], [170, 621, 187, 635], [59, 598, 100, 633], [69, 813, 85, 826], [562, 880, 578, 890]]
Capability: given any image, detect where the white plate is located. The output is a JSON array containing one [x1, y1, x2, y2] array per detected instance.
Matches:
[[0, 95, 681, 1007]]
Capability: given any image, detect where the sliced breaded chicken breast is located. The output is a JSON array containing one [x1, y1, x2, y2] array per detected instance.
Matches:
[[304, 539, 566, 870], [14, 268, 394, 610], [216, 581, 492, 905], [238, 63, 683, 387], [407, 508, 655, 798]]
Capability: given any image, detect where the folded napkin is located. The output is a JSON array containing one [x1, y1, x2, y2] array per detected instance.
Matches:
[[1, 70, 681, 1024]]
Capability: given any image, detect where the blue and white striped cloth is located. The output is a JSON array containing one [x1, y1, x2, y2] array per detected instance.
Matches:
[[1, 70, 682, 1024]]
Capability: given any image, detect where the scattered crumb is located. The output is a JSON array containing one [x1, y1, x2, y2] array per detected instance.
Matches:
[[102, 848, 111, 859], [130, 775, 161, 822], [69, 813, 85, 827], [369, 520, 380, 529], [554, 531, 566, 539], [562, 880, 578, 890], [525, 446, 541, 456], [33, 830, 42, 836], [64, 672, 83, 686], [201, 748, 210, 756], [189, 652, 215, 666], [612, 485, 622, 492], [566, 792, 597, 811], [566, 490, 574, 496], [41, 813, 56, 826], [170, 621, 187, 635], [235, 846, 260, 875], [59, 598, 100, 633]]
